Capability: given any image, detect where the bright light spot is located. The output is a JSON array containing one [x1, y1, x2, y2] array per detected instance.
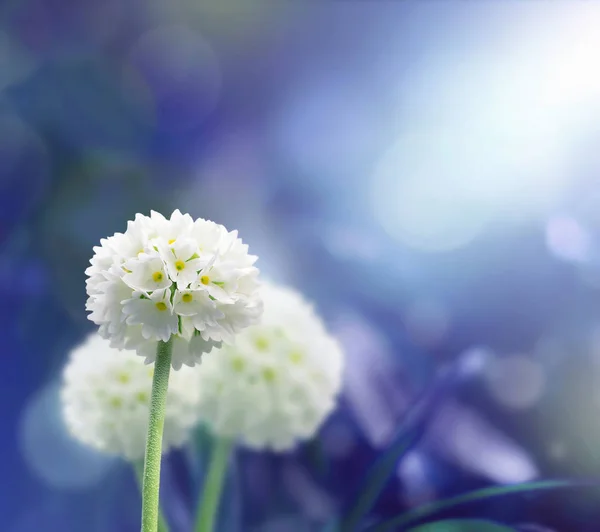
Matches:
[[546, 215, 591, 263], [534, 4, 600, 114], [19, 382, 113, 489], [397, 451, 436, 506], [458, 346, 495, 377], [484, 354, 546, 410], [379, 4, 600, 242], [456, 430, 537, 484], [397, 450, 428, 482], [427, 401, 538, 483]]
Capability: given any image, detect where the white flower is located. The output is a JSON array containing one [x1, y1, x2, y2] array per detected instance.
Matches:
[[61, 333, 202, 461], [122, 288, 178, 342], [195, 283, 345, 451], [173, 289, 224, 330], [85, 210, 262, 368], [122, 251, 172, 293], [160, 238, 204, 290]]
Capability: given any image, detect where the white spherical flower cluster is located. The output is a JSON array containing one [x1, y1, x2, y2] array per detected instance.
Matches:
[[195, 283, 345, 451], [86, 210, 262, 369], [61, 333, 202, 461]]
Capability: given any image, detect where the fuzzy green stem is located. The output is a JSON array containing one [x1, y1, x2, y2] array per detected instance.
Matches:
[[195, 437, 233, 532], [133, 461, 170, 532], [141, 338, 173, 532]]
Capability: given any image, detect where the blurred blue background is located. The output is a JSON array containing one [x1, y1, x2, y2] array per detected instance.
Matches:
[[3, 0, 600, 530]]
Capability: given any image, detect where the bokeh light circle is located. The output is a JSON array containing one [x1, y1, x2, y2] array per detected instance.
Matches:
[[484, 354, 546, 410], [370, 130, 493, 252], [19, 381, 114, 489], [458, 346, 495, 377], [545, 215, 591, 263]]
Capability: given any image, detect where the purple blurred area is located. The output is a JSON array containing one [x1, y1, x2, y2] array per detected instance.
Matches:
[[3, 0, 600, 530]]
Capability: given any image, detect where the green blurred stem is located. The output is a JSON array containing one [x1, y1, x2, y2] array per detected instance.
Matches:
[[195, 437, 233, 532], [140, 338, 173, 532], [133, 461, 170, 532]]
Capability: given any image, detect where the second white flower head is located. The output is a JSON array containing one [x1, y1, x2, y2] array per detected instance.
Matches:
[[86, 210, 262, 369], [195, 282, 345, 451]]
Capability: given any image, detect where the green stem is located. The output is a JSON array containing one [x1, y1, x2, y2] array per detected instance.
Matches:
[[195, 437, 233, 532], [141, 338, 173, 532], [133, 461, 170, 532]]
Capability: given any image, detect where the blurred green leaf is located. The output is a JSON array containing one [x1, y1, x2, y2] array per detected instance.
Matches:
[[367, 480, 588, 532], [407, 519, 515, 532], [339, 365, 460, 532]]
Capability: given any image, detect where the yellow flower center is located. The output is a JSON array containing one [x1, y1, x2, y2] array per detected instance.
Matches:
[[155, 302, 168, 311], [231, 357, 245, 372], [136, 391, 148, 403], [117, 372, 130, 383], [200, 275, 210, 285], [168, 239, 176, 245], [255, 337, 269, 351], [110, 397, 122, 409], [263, 368, 276, 382], [289, 351, 303, 364], [138, 249, 144, 255], [175, 260, 185, 271], [152, 271, 163, 282], [182, 293, 193, 303]]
